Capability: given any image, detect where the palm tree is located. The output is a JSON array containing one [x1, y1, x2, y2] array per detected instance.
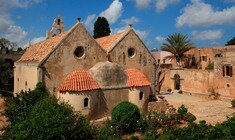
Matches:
[[161, 33, 195, 66]]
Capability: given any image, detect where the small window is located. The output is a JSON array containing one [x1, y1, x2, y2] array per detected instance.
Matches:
[[163, 59, 166, 64], [57, 19, 61, 25], [128, 48, 136, 58], [223, 65, 233, 77], [157, 59, 160, 63], [202, 56, 207, 62], [139, 92, 143, 100], [74, 46, 85, 58], [84, 98, 89, 108]]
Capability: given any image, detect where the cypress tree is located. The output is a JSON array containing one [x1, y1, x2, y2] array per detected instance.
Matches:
[[93, 17, 111, 39]]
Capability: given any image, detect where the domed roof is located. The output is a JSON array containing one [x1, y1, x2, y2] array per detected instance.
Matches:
[[58, 71, 100, 92], [89, 61, 127, 88], [125, 69, 151, 87]]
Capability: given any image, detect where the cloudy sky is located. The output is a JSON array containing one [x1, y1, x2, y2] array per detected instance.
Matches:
[[0, 0, 235, 50]]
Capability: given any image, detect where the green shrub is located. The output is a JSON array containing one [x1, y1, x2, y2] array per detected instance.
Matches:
[[111, 101, 141, 134], [2, 96, 97, 139], [3, 82, 48, 125], [231, 99, 235, 107], [129, 136, 139, 140], [177, 104, 188, 119], [178, 90, 183, 94], [158, 115, 235, 139], [184, 113, 196, 123], [167, 88, 172, 92], [206, 61, 214, 70], [98, 119, 121, 140]]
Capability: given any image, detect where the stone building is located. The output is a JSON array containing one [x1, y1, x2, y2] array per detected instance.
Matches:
[[14, 17, 156, 119], [160, 45, 235, 97]]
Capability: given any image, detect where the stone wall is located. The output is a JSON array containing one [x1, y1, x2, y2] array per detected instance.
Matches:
[[109, 30, 155, 84], [43, 24, 106, 94]]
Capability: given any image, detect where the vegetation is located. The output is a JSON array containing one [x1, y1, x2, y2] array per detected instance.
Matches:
[[178, 90, 183, 94], [225, 37, 235, 46], [0, 38, 18, 53], [161, 33, 194, 66], [93, 17, 111, 39], [0, 58, 11, 95], [231, 99, 235, 108], [159, 116, 235, 139], [206, 60, 214, 70], [111, 101, 141, 134], [2, 83, 97, 139]]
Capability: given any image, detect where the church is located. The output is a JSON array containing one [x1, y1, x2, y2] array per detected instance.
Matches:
[[14, 17, 156, 119]]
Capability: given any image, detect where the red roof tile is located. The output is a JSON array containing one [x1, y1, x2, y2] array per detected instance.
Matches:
[[58, 71, 100, 92], [126, 69, 151, 87], [19, 31, 68, 62], [95, 29, 130, 51]]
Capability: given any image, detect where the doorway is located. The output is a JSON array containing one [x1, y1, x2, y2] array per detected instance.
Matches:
[[174, 74, 180, 90]]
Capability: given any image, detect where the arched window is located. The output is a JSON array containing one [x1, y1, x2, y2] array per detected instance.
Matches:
[[57, 19, 61, 25], [84, 98, 89, 108], [139, 92, 143, 100]]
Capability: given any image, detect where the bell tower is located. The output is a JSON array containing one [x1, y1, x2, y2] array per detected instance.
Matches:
[[46, 17, 65, 39]]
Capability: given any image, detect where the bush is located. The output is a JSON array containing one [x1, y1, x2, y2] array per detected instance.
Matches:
[[2, 83, 97, 139], [111, 101, 141, 134], [177, 104, 188, 119], [3, 82, 48, 125], [158, 115, 235, 139], [206, 61, 214, 70], [178, 90, 183, 94], [98, 119, 121, 140], [231, 99, 235, 107], [184, 113, 197, 123], [167, 88, 172, 92]]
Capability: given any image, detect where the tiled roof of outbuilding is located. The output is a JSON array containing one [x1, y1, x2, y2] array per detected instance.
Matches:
[[95, 28, 130, 51], [58, 71, 100, 92], [18, 31, 68, 62], [126, 69, 151, 87]]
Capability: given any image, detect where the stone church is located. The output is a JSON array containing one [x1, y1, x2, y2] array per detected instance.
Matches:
[[14, 17, 156, 119]]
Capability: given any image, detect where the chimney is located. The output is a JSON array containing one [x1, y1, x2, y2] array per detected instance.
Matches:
[[77, 17, 81, 23], [128, 24, 132, 28]]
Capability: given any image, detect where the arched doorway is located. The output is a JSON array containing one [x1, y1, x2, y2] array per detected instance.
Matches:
[[174, 74, 180, 90]]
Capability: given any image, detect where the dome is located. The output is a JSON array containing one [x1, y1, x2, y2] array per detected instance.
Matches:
[[89, 61, 127, 88], [58, 70, 100, 92]]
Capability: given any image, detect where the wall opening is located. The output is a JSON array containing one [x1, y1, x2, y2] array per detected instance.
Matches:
[[174, 74, 180, 90], [139, 91, 143, 100], [128, 48, 136, 58], [74, 46, 85, 58], [84, 98, 89, 108]]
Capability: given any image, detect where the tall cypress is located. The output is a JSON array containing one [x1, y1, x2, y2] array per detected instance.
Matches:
[[93, 17, 111, 39]]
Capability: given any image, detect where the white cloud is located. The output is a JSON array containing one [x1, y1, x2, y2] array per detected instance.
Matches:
[[155, 36, 166, 44], [176, 0, 235, 27], [155, 0, 180, 12], [192, 30, 223, 40], [122, 16, 140, 25], [100, 0, 124, 24], [134, 29, 148, 40], [0, 0, 43, 44], [113, 26, 148, 40], [84, 14, 96, 31], [4, 25, 27, 43], [127, 0, 151, 9], [22, 36, 45, 48]]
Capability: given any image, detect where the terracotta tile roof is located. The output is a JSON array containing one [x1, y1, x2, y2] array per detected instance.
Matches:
[[126, 69, 151, 87], [58, 70, 100, 92], [95, 29, 130, 51], [19, 31, 68, 62]]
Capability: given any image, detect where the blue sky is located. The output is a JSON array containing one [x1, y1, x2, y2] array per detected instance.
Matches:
[[0, 0, 235, 50]]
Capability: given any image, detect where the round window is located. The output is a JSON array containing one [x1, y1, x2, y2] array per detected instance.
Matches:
[[74, 46, 85, 58], [128, 48, 136, 58]]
